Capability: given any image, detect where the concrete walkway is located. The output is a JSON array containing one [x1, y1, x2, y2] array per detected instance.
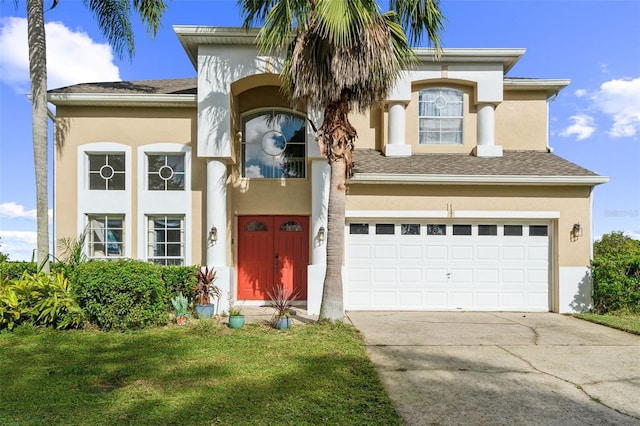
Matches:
[[347, 312, 640, 426]]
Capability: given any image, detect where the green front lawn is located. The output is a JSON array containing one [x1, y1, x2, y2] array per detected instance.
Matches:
[[574, 313, 640, 335], [0, 321, 401, 426]]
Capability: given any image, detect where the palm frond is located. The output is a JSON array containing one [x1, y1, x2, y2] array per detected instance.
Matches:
[[83, 0, 166, 60], [390, 0, 445, 49]]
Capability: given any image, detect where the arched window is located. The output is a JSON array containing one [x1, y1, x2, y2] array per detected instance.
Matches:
[[242, 110, 306, 178], [418, 88, 463, 144]]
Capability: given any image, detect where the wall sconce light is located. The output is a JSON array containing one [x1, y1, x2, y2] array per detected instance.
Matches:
[[571, 223, 583, 241], [208, 226, 218, 244], [317, 226, 326, 243]]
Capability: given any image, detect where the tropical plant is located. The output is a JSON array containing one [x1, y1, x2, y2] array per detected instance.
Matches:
[[171, 292, 189, 314], [0, 270, 84, 330], [195, 266, 222, 305], [228, 303, 243, 317], [267, 282, 298, 322], [16, 0, 167, 272], [239, 0, 444, 321]]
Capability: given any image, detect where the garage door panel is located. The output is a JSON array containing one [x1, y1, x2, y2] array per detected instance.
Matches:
[[503, 246, 526, 260], [425, 292, 448, 306], [426, 245, 448, 260], [399, 245, 422, 260], [348, 267, 371, 284], [528, 246, 549, 260], [477, 269, 499, 283], [452, 245, 474, 260], [346, 221, 550, 311], [373, 268, 396, 283], [374, 245, 396, 259], [477, 245, 500, 260], [502, 292, 525, 306], [476, 292, 499, 307], [450, 293, 473, 307], [399, 268, 422, 283], [348, 244, 371, 260]]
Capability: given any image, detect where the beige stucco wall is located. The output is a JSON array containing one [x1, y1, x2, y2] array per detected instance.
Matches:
[[497, 91, 549, 151], [54, 105, 205, 263], [349, 82, 551, 153]]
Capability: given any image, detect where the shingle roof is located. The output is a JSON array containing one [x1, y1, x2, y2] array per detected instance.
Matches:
[[48, 78, 197, 95], [352, 149, 600, 177]]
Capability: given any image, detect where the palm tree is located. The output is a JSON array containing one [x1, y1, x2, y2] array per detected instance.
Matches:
[[239, 0, 444, 321], [22, 0, 167, 271]]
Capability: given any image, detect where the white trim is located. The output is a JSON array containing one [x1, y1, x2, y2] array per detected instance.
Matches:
[[454, 211, 560, 219], [350, 173, 610, 186], [48, 93, 196, 107], [77, 143, 132, 258], [346, 210, 449, 219], [137, 143, 192, 264]]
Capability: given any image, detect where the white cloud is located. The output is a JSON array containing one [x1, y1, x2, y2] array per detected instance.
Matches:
[[0, 202, 37, 220], [560, 114, 596, 141], [574, 89, 587, 98], [0, 230, 37, 261], [0, 17, 120, 93], [593, 78, 640, 138], [0, 202, 53, 222]]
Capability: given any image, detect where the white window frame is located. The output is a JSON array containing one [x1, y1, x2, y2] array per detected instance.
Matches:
[[241, 108, 307, 179], [147, 215, 185, 266], [146, 153, 186, 191], [418, 87, 464, 145], [86, 214, 125, 259]]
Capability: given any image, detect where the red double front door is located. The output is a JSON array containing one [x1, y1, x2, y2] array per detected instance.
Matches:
[[237, 216, 309, 300]]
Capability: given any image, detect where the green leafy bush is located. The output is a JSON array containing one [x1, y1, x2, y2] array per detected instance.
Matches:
[[0, 271, 84, 331], [591, 232, 640, 314], [73, 259, 169, 330], [161, 265, 197, 296], [0, 262, 38, 280]]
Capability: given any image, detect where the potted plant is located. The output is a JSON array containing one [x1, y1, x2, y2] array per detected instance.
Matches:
[[194, 266, 221, 318], [228, 303, 245, 329], [171, 292, 189, 325], [267, 283, 298, 329]]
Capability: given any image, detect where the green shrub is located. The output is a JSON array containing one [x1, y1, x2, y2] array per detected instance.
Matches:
[[592, 255, 640, 314], [0, 271, 84, 331], [591, 232, 640, 314], [161, 265, 197, 296], [0, 262, 38, 280], [73, 259, 169, 331]]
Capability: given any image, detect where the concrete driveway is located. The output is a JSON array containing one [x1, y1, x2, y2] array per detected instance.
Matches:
[[347, 312, 640, 426]]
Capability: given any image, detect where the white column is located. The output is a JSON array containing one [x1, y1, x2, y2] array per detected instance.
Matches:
[[206, 158, 231, 310], [476, 103, 503, 157], [384, 102, 412, 157], [307, 159, 330, 315]]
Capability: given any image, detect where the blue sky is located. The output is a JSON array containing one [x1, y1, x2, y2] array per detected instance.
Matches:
[[0, 0, 639, 260]]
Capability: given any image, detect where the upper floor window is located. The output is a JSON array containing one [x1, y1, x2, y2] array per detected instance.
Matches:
[[418, 88, 463, 145], [87, 214, 124, 258], [147, 154, 185, 191], [242, 110, 306, 179], [88, 153, 125, 190]]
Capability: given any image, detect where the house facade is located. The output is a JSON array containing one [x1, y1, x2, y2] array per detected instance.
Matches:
[[49, 27, 608, 315]]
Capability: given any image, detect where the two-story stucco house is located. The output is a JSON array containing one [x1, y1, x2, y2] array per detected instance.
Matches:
[[48, 27, 608, 315]]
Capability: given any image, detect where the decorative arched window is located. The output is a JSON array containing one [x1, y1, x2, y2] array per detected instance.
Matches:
[[280, 221, 302, 232], [418, 88, 463, 144], [242, 110, 306, 178], [246, 221, 268, 231]]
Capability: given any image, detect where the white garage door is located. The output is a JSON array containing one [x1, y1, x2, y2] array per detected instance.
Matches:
[[346, 221, 551, 311]]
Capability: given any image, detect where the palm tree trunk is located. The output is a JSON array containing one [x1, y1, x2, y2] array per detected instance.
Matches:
[[319, 157, 347, 321], [318, 93, 356, 322], [27, 0, 50, 271]]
